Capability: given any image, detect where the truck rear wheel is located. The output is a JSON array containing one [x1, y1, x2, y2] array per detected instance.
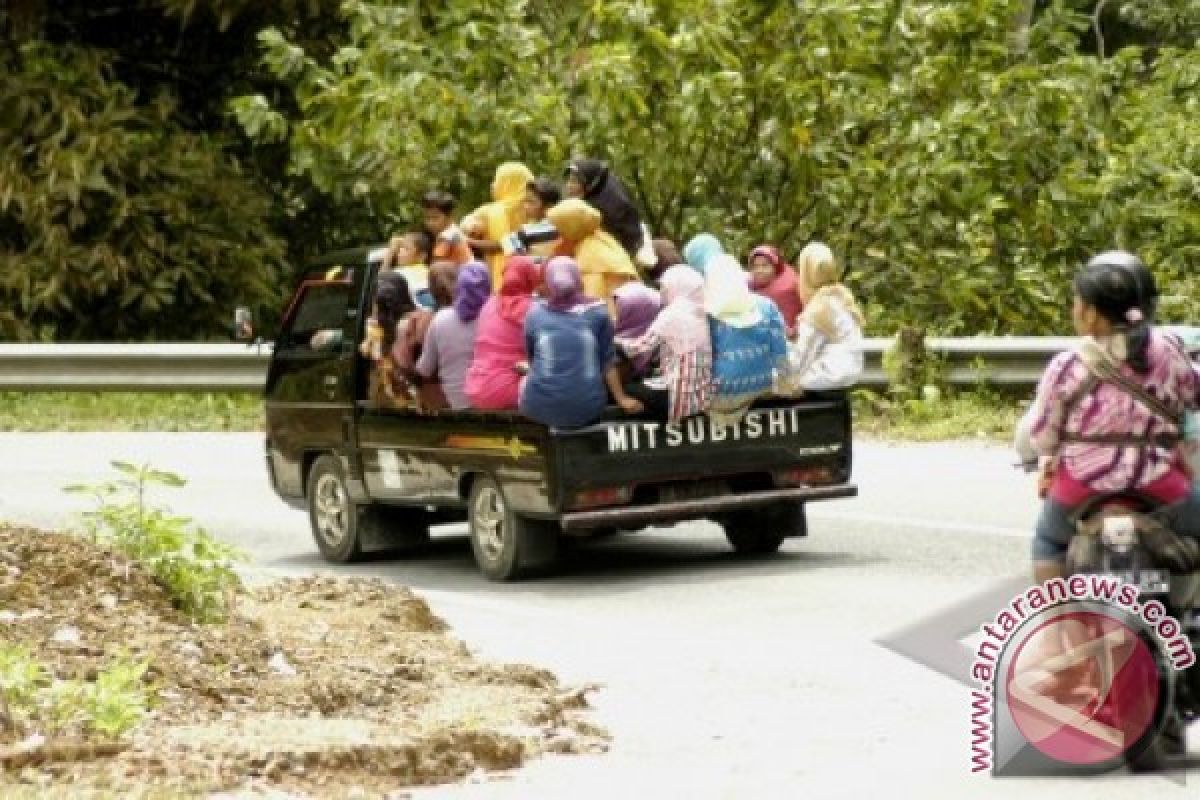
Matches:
[[721, 501, 806, 555], [468, 475, 559, 581]]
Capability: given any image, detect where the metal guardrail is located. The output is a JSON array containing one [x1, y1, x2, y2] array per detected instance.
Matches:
[[0, 344, 274, 392], [0, 339, 1079, 392]]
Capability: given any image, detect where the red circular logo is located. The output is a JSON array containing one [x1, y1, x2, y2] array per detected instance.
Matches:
[[1005, 610, 1160, 765]]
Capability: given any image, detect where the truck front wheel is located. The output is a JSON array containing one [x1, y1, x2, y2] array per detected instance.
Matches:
[[306, 455, 431, 563], [468, 475, 558, 581], [307, 454, 365, 563]]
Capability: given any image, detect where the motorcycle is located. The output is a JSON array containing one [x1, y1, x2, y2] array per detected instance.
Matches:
[[1063, 491, 1200, 770], [1012, 325, 1200, 770]]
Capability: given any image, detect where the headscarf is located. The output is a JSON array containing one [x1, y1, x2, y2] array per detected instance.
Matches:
[[683, 234, 724, 275], [546, 199, 640, 298], [497, 255, 542, 325], [453, 261, 491, 323], [375, 271, 416, 352], [655, 266, 711, 354], [796, 242, 864, 338], [704, 255, 762, 328], [543, 257, 598, 313], [476, 162, 535, 288], [429, 262, 458, 310], [748, 245, 802, 330], [614, 282, 662, 374], [546, 198, 603, 243], [566, 158, 644, 257]]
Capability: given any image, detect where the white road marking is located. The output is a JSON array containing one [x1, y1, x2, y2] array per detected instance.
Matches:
[[808, 509, 1029, 539]]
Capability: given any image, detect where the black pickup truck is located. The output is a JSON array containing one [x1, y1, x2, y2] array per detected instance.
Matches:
[[262, 246, 858, 580]]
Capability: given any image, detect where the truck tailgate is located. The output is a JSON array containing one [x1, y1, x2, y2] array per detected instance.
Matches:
[[550, 397, 852, 502]]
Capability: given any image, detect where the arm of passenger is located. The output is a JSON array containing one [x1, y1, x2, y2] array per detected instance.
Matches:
[[415, 319, 439, 379], [787, 318, 826, 383], [616, 328, 664, 360], [1027, 352, 1076, 457]]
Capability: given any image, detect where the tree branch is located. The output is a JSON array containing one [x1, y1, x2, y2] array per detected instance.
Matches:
[[1092, 0, 1109, 59]]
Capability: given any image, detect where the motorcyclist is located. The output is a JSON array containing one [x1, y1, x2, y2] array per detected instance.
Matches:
[[1015, 251, 1200, 584]]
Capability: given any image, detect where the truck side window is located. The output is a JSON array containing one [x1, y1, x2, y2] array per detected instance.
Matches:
[[279, 283, 354, 354]]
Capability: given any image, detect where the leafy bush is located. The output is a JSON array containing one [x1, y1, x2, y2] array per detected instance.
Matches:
[[241, 0, 1200, 337], [0, 645, 147, 739], [65, 461, 245, 623], [0, 41, 285, 342]]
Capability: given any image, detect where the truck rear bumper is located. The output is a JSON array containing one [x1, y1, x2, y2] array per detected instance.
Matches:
[[559, 484, 858, 532]]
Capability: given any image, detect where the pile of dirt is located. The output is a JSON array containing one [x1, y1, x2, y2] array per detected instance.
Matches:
[[0, 526, 606, 798]]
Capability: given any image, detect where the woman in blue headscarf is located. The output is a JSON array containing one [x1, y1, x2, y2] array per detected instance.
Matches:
[[683, 233, 725, 275]]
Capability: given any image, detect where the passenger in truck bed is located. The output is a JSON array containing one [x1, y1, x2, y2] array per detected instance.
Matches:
[[360, 271, 427, 409], [519, 257, 642, 429], [615, 265, 713, 424], [464, 255, 542, 411], [416, 262, 490, 411]]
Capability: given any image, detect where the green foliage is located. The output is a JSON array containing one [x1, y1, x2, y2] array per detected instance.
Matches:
[[0, 644, 148, 739], [241, 0, 1199, 336], [0, 391, 263, 432], [0, 43, 285, 341], [64, 462, 245, 623], [853, 386, 1024, 442], [0, 644, 47, 718]]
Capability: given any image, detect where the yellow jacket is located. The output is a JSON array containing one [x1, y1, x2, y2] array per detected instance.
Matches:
[[547, 199, 639, 301]]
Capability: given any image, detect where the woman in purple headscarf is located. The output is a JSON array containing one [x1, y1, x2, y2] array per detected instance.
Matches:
[[519, 257, 642, 428], [613, 282, 662, 380], [416, 261, 491, 410]]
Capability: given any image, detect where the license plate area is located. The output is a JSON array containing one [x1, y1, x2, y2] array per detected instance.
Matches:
[[658, 479, 730, 505], [1098, 569, 1171, 595]]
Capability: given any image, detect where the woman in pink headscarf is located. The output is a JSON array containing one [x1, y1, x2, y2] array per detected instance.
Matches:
[[464, 256, 542, 411], [747, 245, 803, 336], [614, 266, 714, 423]]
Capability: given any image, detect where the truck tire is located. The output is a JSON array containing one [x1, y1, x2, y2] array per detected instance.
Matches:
[[721, 501, 806, 555], [468, 474, 559, 581], [307, 454, 366, 563]]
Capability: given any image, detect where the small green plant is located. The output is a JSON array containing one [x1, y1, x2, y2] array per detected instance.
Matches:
[[0, 645, 147, 739], [0, 644, 48, 719], [65, 461, 245, 623]]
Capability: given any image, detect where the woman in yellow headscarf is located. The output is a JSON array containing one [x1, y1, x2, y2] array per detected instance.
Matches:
[[463, 162, 535, 289], [545, 198, 640, 312], [775, 242, 866, 395]]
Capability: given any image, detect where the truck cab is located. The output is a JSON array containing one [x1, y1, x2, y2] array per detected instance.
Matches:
[[264, 247, 858, 580]]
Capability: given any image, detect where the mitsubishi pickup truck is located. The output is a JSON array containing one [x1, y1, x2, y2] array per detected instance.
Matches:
[[261, 246, 858, 580]]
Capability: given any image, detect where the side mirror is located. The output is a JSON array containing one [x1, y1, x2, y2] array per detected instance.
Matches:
[[233, 307, 255, 342]]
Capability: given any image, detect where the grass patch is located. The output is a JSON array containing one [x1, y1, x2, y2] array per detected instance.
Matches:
[[0, 392, 262, 432], [853, 386, 1027, 442]]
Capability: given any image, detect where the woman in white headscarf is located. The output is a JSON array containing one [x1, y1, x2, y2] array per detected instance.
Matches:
[[775, 242, 865, 395], [704, 255, 789, 427]]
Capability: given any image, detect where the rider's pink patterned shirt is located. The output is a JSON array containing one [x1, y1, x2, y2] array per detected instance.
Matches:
[[1029, 330, 1199, 499]]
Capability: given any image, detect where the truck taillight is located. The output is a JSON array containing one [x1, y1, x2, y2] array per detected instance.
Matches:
[[774, 466, 835, 487], [571, 486, 633, 509]]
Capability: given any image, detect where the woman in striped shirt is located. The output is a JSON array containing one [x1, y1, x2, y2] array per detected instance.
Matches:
[[614, 266, 714, 423], [1023, 252, 1200, 583]]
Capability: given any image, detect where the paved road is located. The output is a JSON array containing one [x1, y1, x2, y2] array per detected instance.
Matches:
[[1, 433, 1195, 798]]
